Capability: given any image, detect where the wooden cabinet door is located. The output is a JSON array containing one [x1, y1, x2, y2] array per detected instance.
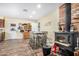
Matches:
[[23, 32, 30, 39], [0, 19, 4, 28]]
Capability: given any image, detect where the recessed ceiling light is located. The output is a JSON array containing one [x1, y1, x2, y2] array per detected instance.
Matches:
[[32, 11, 36, 15], [37, 4, 41, 8], [29, 16, 32, 18]]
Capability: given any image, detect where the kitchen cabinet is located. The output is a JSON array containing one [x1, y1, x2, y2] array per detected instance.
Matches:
[[23, 31, 30, 39], [22, 23, 32, 39], [0, 32, 5, 42], [0, 19, 5, 42]]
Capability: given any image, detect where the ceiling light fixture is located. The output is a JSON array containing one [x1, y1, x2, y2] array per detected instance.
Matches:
[[32, 11, 36, 15], [37, 4, 41, 8], [29, 16, 32, 18]]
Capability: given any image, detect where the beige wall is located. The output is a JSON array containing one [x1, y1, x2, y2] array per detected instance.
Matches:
[[38, 8, 59, 44]]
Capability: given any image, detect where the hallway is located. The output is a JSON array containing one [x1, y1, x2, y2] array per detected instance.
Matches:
[[0, 39, 43, 56]]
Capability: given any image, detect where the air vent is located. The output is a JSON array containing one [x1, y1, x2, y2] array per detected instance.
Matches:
[[23, 9, 28, 12]]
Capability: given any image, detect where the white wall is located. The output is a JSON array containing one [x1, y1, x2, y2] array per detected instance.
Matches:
[[38, 8, 59, 44]]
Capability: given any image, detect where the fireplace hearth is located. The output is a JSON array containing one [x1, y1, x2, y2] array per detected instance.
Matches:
[[55, 32, 79, 56]]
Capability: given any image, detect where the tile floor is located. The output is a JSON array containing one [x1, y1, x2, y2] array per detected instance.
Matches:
[[0, 39, 43, 56]]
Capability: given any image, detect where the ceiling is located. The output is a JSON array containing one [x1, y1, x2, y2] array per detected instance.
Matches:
[[0, 3, 62, 20]]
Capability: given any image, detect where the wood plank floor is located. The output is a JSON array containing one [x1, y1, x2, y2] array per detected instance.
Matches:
[[0, 39, 43, 56]]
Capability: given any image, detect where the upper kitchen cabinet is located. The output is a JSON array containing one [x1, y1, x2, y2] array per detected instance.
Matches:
[[0, 19, 5, 28]]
